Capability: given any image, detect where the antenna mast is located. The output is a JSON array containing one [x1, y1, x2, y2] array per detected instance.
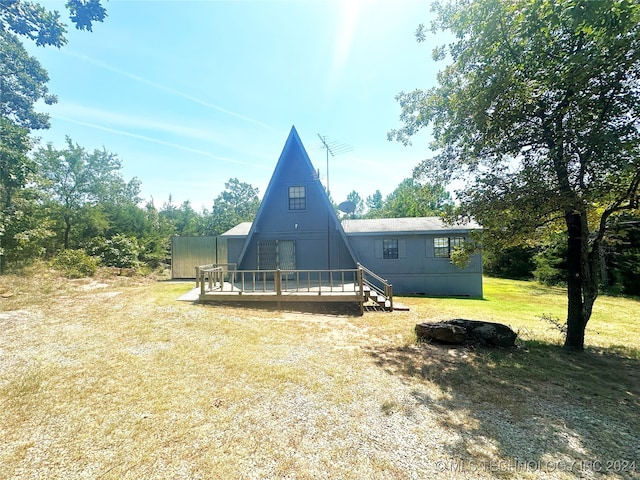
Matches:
[[317, 134, 352, 270], [317, 134, 351, 195]]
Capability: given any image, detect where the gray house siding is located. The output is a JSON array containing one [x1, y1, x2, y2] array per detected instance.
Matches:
[[348, 234, 482, 296], [236, 126, 357, 271], [344, 221, 483, 297]]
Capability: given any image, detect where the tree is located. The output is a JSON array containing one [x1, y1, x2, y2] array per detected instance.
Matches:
[[0, 32, 53, 271], [344, 190, 365, 219], [206, 178, 260, 235], [159, 197, 203, 236], [34, 138, 139, 250], [0, 31, 56, 130], [0, 0, 107, 134], [0, 118, 33, 210], [389, 0, 640, 350], [1, 0, 107, 47], [376, 178, 453, 218], [0, 0, 107, 270], [366, 190, 383, 216]]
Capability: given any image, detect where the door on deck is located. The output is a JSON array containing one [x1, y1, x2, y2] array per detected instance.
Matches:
[[257, 240, 296, 272]]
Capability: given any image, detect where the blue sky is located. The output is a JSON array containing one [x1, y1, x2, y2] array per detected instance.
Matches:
[[30, 0, 441, 211]]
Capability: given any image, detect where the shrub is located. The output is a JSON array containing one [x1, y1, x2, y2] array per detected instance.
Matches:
[[50, 249, 99, 278], [86, 235, 140, 269]]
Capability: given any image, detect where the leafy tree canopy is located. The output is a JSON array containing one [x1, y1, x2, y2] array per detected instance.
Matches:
[[370, 177, 453, 219], [0, 0, 107, 47], [365, 189, 383, 214], [34, 137, 140, 249], [389, 0, 640, 350], [206, 178, 260, 235]]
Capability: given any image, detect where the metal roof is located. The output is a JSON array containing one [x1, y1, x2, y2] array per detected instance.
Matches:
[[341, 217, 481, 234], [220, 217, 481, 237], [220, 222, 252, 237]]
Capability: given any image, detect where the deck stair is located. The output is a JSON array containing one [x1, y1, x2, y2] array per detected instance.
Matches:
[[363, 285, 391, 310], [359, 263, 394, 312]]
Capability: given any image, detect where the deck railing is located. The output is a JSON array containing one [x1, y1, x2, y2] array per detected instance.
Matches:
[[195, 263, 236, 288], [196, 263, 393, 311], [199, 267, 362, 296], [358, 263, 394, 311]]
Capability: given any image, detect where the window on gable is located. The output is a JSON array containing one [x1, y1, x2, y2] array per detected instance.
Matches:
[[288, 186, 306, 210], [434, 236, 464, 258], [383, 239, 399, 259]]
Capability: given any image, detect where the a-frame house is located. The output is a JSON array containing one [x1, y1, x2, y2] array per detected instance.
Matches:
[[234, 126, 358, 272], [175, 126, 483, 307]]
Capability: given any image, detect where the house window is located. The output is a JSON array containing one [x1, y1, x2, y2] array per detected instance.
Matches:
[[288, 186, 306, 210], [434, 237, 464, 258], [383, 239, 399, 259]]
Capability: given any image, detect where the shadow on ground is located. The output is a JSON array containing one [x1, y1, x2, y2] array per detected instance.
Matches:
[[365, 340, 640, 478], [199, 301, 364, 317]]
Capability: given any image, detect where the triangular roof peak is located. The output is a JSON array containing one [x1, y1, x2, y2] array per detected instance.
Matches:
[[235, 126, 357, 269], [267, 125, 313, 182]]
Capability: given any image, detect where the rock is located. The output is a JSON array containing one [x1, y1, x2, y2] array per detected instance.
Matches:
[[415, 319, 517, 347], [415, 322, 467, 344]]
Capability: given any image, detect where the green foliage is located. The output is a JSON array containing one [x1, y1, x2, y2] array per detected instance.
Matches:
[[0, 34, 55, 131], [534, 235, 567, 286], [0, 118, 34, 208], [0, 188, 56, 271], [0, 0, 107, 47], [86, 235, 139, 269], [390, 0, 640, 350], [50, 249, 98, 278], [159, 197, 203, 236], [205, 178, 260, 235], [365, 178, 452, 219], [365, 190, 383, 215], [0, 0, 107, 271], [601, 215, 640, 296], [446, 230, 483, 269], [484, 245, 536, 280], [34, 137, 140, 250]]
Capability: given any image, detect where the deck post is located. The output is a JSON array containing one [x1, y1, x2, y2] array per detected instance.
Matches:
[[200, 271, 205, 295], [275, 269, 282, 296]]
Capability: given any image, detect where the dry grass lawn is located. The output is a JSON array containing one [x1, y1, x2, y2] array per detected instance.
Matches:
[[0, 270, 638, 479]]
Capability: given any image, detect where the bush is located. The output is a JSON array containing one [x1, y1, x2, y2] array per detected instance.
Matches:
[[86, 235, 140, 269], [50, 249, 99, 278], [533, 234, 567, 286]]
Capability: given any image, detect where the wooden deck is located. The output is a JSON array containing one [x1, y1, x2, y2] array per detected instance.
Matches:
[[194, 265, 395, 312], [199, 281, 364, 303]]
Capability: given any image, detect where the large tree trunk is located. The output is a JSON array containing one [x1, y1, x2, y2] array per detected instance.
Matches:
[[563, 211, 599, 351]]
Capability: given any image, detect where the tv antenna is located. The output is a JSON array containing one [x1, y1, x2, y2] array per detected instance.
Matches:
[[317, 134, 352, 271], [317, 134, 352, 195]]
